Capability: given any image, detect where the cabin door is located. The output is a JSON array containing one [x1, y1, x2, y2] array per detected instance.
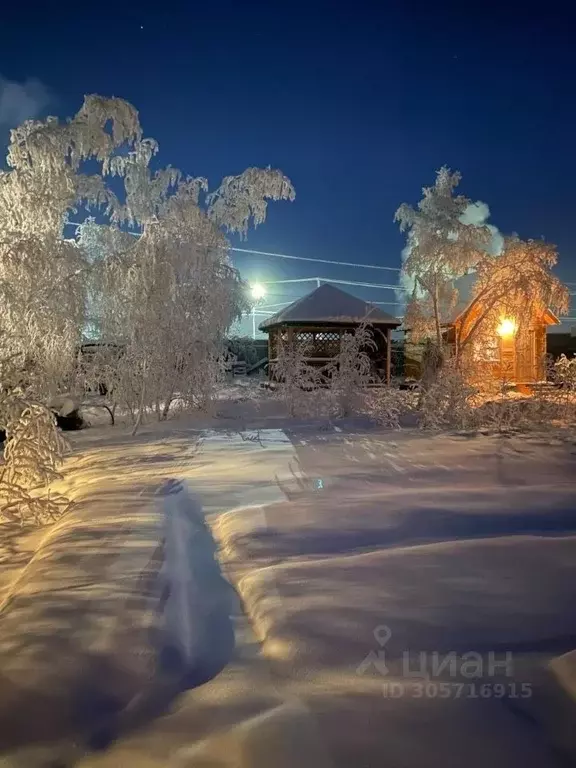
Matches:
[[516, 329, 535, 382], [500, 335, 516, 381]]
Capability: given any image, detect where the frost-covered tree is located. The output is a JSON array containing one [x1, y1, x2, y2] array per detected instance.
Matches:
[[395, 167, 491, 352], [0, 96, 142, 396], [0, 94, 294, 430], [0, 96, 136, 520], [81, 163, 293, 430], [396, 169, 569, 390], [0, 94, 294, 516]]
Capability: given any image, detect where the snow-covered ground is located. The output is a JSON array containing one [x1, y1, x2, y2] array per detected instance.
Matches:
[[1, 404, 576, 766], [211, 428, 576, 767]]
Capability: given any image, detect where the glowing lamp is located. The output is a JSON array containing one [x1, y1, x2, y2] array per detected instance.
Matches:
[[250, 283, 266, 300], [497, 318, 516, 337]]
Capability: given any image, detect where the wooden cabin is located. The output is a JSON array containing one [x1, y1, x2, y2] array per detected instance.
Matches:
[[405, 273, 560, 383], [259, 283, 401, 383]]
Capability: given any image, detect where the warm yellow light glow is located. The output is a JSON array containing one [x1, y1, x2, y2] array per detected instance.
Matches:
[[497, 318, 516, 337], [251, 283, 266, 300]]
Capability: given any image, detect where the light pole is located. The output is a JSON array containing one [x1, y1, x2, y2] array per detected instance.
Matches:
[[250, 284, 267, 339]]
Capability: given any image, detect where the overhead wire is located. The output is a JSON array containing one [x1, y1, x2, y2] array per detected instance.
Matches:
[[65, 221, 400, 273], [65, 220, 574, 321]]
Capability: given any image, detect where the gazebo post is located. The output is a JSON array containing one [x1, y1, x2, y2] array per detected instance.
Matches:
[[386, 327, 391, 384]]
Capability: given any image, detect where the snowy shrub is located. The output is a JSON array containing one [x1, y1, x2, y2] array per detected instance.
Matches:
[[327, 323, 375, 418], [475, 386, 527, 432], [553, 354, 576, 390], [539, 356, 576, 426], [0, 353, 70, 525], [271, 338, 328, 418], [419, 358, 477, 430], [365, 385, 412, 430], [272, 323, 391, 421]]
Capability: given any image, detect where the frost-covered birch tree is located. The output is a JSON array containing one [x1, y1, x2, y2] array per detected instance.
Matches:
[[0, 93, 294, 515], [82, 164, 294, 430], [0, 96, 142, 394], [395, 167, 491, 353], [0, 96, 143, 521]]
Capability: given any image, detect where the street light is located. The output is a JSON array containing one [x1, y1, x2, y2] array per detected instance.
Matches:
[[251, 283, 266, 300]]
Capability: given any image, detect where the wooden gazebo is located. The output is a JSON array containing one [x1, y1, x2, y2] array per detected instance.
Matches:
[[259, 283, 401, 383]]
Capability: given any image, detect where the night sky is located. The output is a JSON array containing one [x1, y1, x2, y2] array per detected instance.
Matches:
[[1, 2, 576, 312]]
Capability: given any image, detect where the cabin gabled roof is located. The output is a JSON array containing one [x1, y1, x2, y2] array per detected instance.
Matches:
[[449, 272, 560, 326]]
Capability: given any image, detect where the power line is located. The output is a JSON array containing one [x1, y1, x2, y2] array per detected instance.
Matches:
[[64, 221, 401, 273], [260, 277, 320, 285], [327, 277, 404, 290], [260, 298, 402, 311], [231, 246, 400, 271], [259, 276, 405, 291]]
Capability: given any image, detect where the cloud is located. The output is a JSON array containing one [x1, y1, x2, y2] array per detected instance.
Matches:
[[459, 200, 504, 256], [458, 200, 490, 226], [0, 75, 51, 127], [396, 199, 505, 303]]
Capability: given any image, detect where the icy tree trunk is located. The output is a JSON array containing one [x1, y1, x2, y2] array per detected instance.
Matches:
[[132, 360, 148, 436]]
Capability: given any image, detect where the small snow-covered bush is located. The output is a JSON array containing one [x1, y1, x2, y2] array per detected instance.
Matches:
[[419, 359, 477, 430], [327, 324, 375, 418], [272, 323, 383, 420], [272, 338, 328, 418], [365, 385, 412, 430], [0, 353, 70, 525], [553, 353, 576, 390]]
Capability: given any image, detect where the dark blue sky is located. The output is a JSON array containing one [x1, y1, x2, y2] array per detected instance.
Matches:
[[2, 1, 576, 308]]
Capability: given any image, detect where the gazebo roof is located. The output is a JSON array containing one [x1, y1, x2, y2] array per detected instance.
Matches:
[[259, 283, 401, 331]]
